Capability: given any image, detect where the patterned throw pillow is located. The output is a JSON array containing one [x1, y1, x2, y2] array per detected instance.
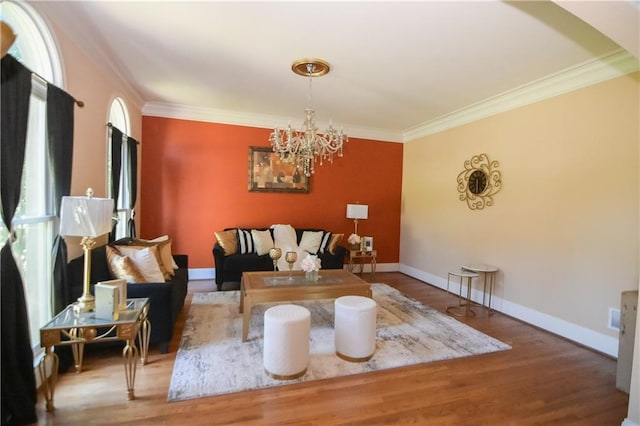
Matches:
[[319, 231, 332, 253], [115, 245, 166, 282], [214, 229, 238, 256], [237, 229, 254, 254], [106, 246, 146, 283]]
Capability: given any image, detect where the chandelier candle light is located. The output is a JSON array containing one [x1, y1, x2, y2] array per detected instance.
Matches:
[[269, 58, 347, 177]]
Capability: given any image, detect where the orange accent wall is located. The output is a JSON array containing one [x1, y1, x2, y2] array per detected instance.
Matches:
[[140, 116, 403, 269]]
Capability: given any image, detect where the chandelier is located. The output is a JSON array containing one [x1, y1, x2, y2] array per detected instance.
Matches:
[[269, 58, 347, 177]]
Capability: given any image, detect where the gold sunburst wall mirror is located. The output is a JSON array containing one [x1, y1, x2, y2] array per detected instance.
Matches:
[[457, 153, 502, 210]]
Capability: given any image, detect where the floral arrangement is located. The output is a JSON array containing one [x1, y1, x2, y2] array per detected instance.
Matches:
[[347, 233, 361, 246], [300, 253, 321, 272]]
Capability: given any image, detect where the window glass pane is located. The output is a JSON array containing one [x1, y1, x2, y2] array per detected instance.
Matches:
[[108, 97, 131, 239]]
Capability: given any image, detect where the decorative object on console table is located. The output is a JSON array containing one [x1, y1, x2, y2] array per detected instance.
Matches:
[[94, 282, 120, 320], [346, 203, 368, 236], [97, 278, 127, 311], [60, 188, 114, 314], [363, 236, 373, 252], [248, 146, 309, 193]]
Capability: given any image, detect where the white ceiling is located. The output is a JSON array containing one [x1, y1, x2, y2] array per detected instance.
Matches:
[[31, 1, 639, 142]]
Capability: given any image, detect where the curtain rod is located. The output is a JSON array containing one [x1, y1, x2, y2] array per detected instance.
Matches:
[[107, 123, 140, 144], [31, 72, 84, 107]]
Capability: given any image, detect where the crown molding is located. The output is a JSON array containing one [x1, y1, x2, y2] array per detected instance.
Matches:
[[143, 49, 638, 144], [403, 49, 640, 142], [142, 102, 403, 143]]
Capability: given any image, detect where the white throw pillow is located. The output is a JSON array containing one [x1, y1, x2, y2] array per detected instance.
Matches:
[[299, 231, 324, 255], [251, 229, 274, 256], [116, 246, 166, 282]]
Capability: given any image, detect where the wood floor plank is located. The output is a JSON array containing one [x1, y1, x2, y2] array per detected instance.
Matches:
[[34, 272, 629, 425]]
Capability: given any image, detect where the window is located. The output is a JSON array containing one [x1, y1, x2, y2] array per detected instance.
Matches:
[[108, 97, 132, 239], [0, 1, 64, 350]]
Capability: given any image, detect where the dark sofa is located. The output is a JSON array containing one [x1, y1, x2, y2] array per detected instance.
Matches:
[[212, 227, 347, 291], [66, 238, 188, 353]]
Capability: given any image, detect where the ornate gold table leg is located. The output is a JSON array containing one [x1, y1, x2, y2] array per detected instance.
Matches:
[[137, 305, 151, 365], [38, 347, 59, 412], [69, 327, 85, 373], [122, 339, 139, 400]]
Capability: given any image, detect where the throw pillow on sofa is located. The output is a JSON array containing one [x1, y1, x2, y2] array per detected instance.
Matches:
[[237, 229, 254, 254], [135, 235, 179, 272], [106, 246, 147, 283], [214, 229, 238, 256], [251, 229, 274, 256], [299, 230, 324, 254], [116, 245, 166, 282]]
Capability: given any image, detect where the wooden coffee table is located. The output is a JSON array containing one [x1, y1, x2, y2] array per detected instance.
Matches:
[[240, 270, 372, 341]]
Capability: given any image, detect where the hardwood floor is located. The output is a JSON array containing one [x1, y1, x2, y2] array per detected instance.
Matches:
[[35, 272, 629, 425]]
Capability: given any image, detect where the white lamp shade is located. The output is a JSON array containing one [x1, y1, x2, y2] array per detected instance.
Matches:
[[60, 196, 114, 237], [346, 204, 368, 220]]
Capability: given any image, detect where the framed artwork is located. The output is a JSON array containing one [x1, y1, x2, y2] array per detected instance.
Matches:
[[248, 146, 309, 193], [363, 236, 373, 251]]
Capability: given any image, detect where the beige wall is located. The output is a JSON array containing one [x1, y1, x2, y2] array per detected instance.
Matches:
[[401, 72, 640, 355], [32, 3, 143, 257]]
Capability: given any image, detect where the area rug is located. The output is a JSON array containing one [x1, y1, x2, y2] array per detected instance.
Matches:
[[167, 283, 510, 402]]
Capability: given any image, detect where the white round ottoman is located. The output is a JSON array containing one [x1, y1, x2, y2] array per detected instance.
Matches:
[[263, 304, 310, 380], [334, 295, 377, 362]]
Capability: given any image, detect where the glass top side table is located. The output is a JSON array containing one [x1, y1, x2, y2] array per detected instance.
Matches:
[[38, 297, 151, 411]]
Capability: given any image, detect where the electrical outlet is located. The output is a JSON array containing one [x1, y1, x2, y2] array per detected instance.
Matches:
[[608, 308, 620, 330]]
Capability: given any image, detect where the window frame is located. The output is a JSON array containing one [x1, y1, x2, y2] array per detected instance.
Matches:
[[0, 1, 65, 355]]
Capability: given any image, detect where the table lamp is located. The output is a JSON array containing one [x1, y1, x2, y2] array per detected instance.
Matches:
[[346, 204, 368, 235], [60, 188, 114, 313]]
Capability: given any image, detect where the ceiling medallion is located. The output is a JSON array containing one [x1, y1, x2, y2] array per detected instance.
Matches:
[[457, 153, 502, 210], [269, 58, 347, 178]]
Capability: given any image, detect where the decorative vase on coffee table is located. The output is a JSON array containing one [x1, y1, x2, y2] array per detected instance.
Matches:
[[305, 270, 318, 282]]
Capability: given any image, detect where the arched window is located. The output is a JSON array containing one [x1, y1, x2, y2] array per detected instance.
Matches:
[[1, 1, 64, 349], [108, 97, 133, 239]]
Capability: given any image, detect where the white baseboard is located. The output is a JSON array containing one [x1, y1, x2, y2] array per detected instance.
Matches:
[[188, 268, 215, 280], [399, 264, 619, 357], [190, 263, 400, 282]]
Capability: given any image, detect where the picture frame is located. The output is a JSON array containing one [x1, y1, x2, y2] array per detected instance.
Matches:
[[363, 236, 373, 251], [248, 146, 309, 193]]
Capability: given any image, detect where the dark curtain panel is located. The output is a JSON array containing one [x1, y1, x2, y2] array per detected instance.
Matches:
[[1, 55, 38, 425], [46, 84, 74, 313], [109, 126, 123, 241], [126, 137, 138, 238]]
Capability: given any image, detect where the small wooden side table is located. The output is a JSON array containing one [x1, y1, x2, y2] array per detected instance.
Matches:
[[347, 249, 377, 280]]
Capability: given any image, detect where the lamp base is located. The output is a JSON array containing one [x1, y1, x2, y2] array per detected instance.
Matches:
[[73, 294, 95, 314]]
